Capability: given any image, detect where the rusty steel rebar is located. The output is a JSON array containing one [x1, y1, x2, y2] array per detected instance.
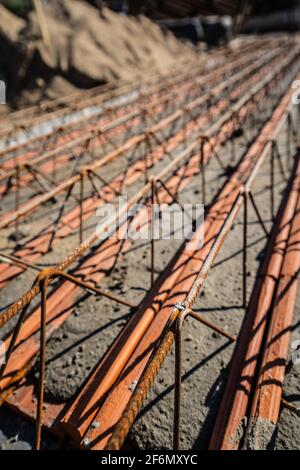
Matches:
[[105, 329, 175, 451], [173, 307, 237, 450], [0, 37, 267, 132]]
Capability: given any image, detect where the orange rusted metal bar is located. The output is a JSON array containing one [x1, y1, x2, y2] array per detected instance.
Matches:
[[173, 306, 237, 449], [0, 38, 268, 132], [0, 82, 116, 129], [4, 380, 66, 439], [0, 80, 197, 182]]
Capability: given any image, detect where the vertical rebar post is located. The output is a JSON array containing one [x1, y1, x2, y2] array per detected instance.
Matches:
[[273, 140, 287, 182], [248, 191, 269, 237]]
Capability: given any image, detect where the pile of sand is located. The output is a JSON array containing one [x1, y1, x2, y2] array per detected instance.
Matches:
[[0, 1, 197, 106]]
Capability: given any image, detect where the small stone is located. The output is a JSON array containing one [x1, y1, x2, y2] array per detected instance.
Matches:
[[185, 334, 193, 342]]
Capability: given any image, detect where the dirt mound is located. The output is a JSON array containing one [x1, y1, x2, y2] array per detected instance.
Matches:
[[0, 1, 197, 106]]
